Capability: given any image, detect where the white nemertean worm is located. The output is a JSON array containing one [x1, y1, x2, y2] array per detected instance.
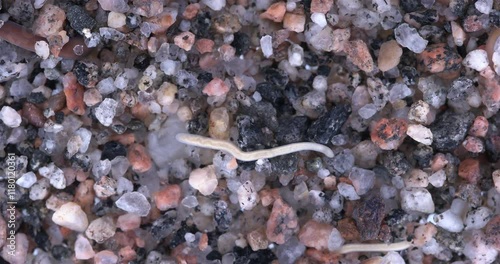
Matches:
[[334, 241, 412, 254], [175, 133, 334, 161]]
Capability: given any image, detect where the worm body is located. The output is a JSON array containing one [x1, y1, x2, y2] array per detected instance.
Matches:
[[0, 21, 92, 60], [175, 133, 334, 161], [333, 241, 412, 254]]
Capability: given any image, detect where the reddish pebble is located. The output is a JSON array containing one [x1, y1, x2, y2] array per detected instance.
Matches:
[[203, 78, 230, 97], [266, 198, 299, 244], [219, 44, 236, 61], [183, 3, 200, 19], [463, 15, 485, 32], [431, 153, 448, 172], [118, 246, 136, 262], [153, 184, 182, 211], [494, 170, 500, 193], [33, 4, 66, 38], [113, 232, 135, 248], [198, 233, 208, 251], [469, 116, 489, 137], [418, 43, 462, 75], [298, 220, 333, 251], [260, 2, 286, 22], [283, 12, 306, 33], [144, 11, 176, 34], [74, 179, 95, 215], [22, 102, 46, 127], [485, 215, 500, 251], [412, 223, 437, 247], [247, 228, 269, 251], [196, 39, 215, 54], [478, 76, 500, 114], [462, 136, 485, 153], [47, 92, 66, 112], [370, 118, 408, 150], [128, 144, 153, 173], [344, 40, 375, 73], [458, 158, 481, 184], [174, 31, 195, 51], [226, 157, 238, 170], [310, 0, 333, 13], [259, 188, 280, 207], [94, 250, 118, 264], [63, 72, 86, 115], [337, 218, 360, 240], [117, 213, 141, 231]]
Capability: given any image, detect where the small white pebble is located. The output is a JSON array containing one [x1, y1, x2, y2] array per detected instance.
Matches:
[[252, 91, 262, 102], [52, 202, 89, 232], [0, 106, 22, 128], [107, 11, 126, 29], [311, 13, 327, 28], [400, 187, 435, 213], [260, 35, 273, 58], [38, 163, 66, 189], [428, 170, 446, 188], [312, 75, 328, 91], [237, 181, 258, 210], [463, 230, 498, 264], [115, 192, 151, 216], [463, 49, 489, 71], [404, 169, 429, 188], [475, 0, 493, 14], [95, 98, 118, 127], [202, 0, 226, 11], [189, 166, 218, 196], [16, 172, 37, 188], [337, 182, 360, 200], [327, 228, 344, 251], [465, 207, 493, 230], [406, 124, 433, 145], [430, 210, 464, 232], [35, 41, 50, 59], [286, 1, 296, 11]]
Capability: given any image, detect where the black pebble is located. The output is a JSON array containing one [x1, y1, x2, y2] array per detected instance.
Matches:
[[379, 151, 411, 177], [317, 65, 331, 76], [306, 104, 351, 144], [134, 54, 151, 71], [256, 82, 285, 107], [66, 5, 96, 35], [206, 250, 222, 261], [231, 32, 251, 56], [276, 116, 308, 144], [54, 112, 65, 124], [214, 200, 232, 232], [30, 149, 50, 171], [150, 210, 178, 241], [101, 141, 127, 160], [187, 113, 209, 135], [412, 144, 434, 168], [51, 245, 72, 260], [490, 10, 500, 27], [73, 61, 98, 87], [430, 110, 474, 152], [27, 92, 46, 104], [191, 12, 212, 38], [270, 153, 298, 176], [264, 68, 289, 87], [400, 0, 423, 13]]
